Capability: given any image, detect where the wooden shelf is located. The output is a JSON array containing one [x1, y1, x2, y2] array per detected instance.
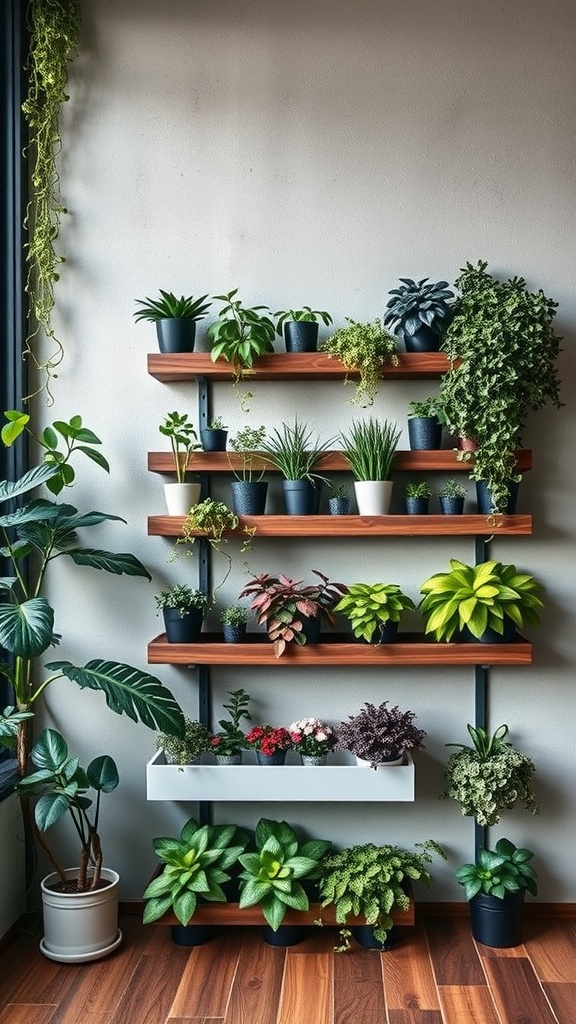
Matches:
[[148, 351, 453, 382], [147, 632, 533, 666], [151, 897, 414, 929], [147, 750, 415, 802], [148, 513, 532, 538]]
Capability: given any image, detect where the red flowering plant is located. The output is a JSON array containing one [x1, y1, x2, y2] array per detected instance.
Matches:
[[289, 717, 337, 757], [245, 725, 292, 757], [239, 569, 346, 658]]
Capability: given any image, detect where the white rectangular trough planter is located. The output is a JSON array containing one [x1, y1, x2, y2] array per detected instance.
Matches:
[[146, 749, 415, 802]]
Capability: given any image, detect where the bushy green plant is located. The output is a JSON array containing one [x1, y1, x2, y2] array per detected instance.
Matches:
[[443, 724, 539, 827], [220, 606, 248, 628], [238, 817, 331, 931], [133, 290, 211, 322], [456, 837, 538, 900], [159, 411, 201, 483], [143, 817, 249, 925], [261, 418, 333, 484], [419, 559, 544, 642], [228, 425, 267, 482], [155, 584, 208, 616], [407, 397, 445, 420], [274, 307, 333, 334], [320, 318, 398, 406], [318, 840, 445, 947], [405, 481, 432, 499], [207, 416, 227, 430], [210, 688, 252, 757], [334, 582, 415, 642], [335, 700, 426, 768], [384, 277, 454, 339], [156, 716, 211, 765], [339, 417, 401, 481], [207, 289, 276, 372], [438, 478, 466, 499]]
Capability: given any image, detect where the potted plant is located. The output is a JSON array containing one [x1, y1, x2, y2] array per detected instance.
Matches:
[[274, 307, 333, 352], [335, 701, 426, 768], [405, 480, 432, 514], [177, 497, 256, 595], [334, 582, 415, 644], [245, 725, 293, 765], [419, 558, 544, 643], [155, 584, 208, 643], [239, 569, 346, 656], [288, 717, 337, 766], [210, 688, 252, 764], [17, 728, 121, 961], [320, 317, 398, 406], [133, 289, 211, 353], [317, 839, 444, 949], [439, 261, 563, 514], [327, 482, 350, 515], [384, 277, 454, 352], [407, 397, 444, 450], [207, 288, 276, 377], [438, 478, 466, 514], [200, 416, 228, 452], [228, 424, 268, 514], [238, 817, 331, 943], [156, 716, 212, 765], [220, 605, 248, 643], [143, 816, 249, 945], [442, 723, 539, 827], [456, 836, 538, 948], [261, 418, 333, 514], [159, 410, 202, 515], [339, 417, 401, 515]]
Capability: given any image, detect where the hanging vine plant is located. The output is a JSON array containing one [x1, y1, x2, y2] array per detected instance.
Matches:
[[22, 0, 82, 401]]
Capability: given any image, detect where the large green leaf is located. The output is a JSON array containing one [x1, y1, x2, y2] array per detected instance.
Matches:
[[65, 548, 152, 578], [35, 791, 71, 832], [0, 598, 55, 657], [0, 463, 59, 504], [87, 754, 119, 793], [31, 728, 69, 771], [45, 659, 185, 736], [0, 499, 66, 529]]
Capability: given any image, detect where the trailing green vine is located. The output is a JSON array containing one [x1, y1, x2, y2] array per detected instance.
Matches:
[[23, 0, 82, 402]]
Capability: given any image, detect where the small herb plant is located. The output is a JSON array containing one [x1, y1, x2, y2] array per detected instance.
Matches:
[[335, 701, 426, 768], [238, 817, 331, 931], [384, 277, 454, 340], [239, 569, 346, 657], [443, 724, 539, 827], [155, 584, 208, 616], [340, 417, 401, 481], [133, 290, 211, 322], [159, 411, 201, 483], [405, 481, 432, 499], [288, 718, 337, 757], [274, 307, 333, 334], [407, 397, 445, 420], [156, 716, 212, 765], [320, 318, 398, 406], [261, 418, 333, 484], [207, 416, 227, 430], [143, 817, 249, 925], [438, 478, 466, 499], [210, 688, 252, 757], [334, 582, 415, 643], [228, 424, 267, 481], [220, 605, 248, 628], [456, 837, 538, 901]]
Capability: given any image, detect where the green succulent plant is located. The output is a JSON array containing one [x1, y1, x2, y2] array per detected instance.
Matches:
[[134, 290, 212, 322], [405, 481, 432, 499], [456, 837, 538, 901], [384, 277, 454, 338], [320, 318, 398, 406]]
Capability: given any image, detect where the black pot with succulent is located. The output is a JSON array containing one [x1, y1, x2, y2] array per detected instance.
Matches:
[[155, 584, 208, 643], [133, 290, 212, 353], [335, 700, 426, 768], [407, 397, 444, 450], [220, 605, 248, 644], [439, 260, 563, 515], [228, 424, 268, 515], [327, 483, 350, 515], [404, 481, 432, 515], [261, 418, 333, 515], [274, 307, 333, 352], [200, 416, 228, 452], [438, 478, 466, 515], [384, 277, 455, 352]]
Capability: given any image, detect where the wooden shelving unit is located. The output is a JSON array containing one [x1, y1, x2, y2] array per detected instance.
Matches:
[[148, 513, 532, 538]]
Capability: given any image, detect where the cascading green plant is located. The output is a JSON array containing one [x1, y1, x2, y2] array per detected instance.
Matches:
[[23, 0, 83, 400], [320, 318, 398, 406]]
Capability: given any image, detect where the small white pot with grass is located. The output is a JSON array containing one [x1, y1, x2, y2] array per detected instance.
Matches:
[[340, 418, 401, 515]]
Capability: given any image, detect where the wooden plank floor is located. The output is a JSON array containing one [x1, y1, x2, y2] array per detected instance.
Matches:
[[1, 912, 575, 1024]]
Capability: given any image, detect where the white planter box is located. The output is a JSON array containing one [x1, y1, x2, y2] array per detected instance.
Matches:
[[146, 749, 414, 802]]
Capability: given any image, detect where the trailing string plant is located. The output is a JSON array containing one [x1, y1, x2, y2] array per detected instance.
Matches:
[[177, 498, 256, 595], [23, 0, 83, 401], [320, 318, 398, 406]]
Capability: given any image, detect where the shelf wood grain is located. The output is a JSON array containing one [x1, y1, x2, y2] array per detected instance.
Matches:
[[148, 513, 532, 538], [149, 898, 414, 929], [148, 350, 453, 382], [148, 449, 533, 474], [147, 632, 533, 666]]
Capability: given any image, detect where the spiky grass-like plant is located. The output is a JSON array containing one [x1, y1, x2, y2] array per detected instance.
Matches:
[[340, 418, 401, 481]]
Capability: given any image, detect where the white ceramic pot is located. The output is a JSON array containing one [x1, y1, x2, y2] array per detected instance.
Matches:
[[354, 480, 393, 515], [40, 867, 121, 963], [163, 482, 201, 516], [355, 754, 404, 768]]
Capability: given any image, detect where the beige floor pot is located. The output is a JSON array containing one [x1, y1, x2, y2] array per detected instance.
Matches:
[[353, 480, 393, 515], [40, 868, 121, 963]]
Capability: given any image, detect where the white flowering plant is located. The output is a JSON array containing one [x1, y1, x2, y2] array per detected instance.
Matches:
[[288, 717, 337, 757]]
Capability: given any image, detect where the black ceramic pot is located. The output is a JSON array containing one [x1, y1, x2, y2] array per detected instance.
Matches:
[[358, 620, 399, 644], [200, 428, 228, 452], [405, 496, 430, 515], [222, 623, 247, 644], [476, 480, 519, 515], [300, 614, 321, 644], [283, 321, 319, 353], [156, 319, 197, 353], [282, 479, 321, 515], [352, 925, 397, 950], [171, 924, 215, 946], [261, 924, 307, 946], [231, 480, 268, 515], [459, 618, 516, 644], [408, 416, 443, 450], [439, 495, 465, 515], [162, 606, 204, 643], [328, 496, 350, 515], [403, 325, 439, 352], [256, 751, 288, 766], [469, 891, 525, 948]]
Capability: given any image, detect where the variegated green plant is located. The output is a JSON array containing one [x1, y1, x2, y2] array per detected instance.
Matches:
[[334, 582, 415, 642]]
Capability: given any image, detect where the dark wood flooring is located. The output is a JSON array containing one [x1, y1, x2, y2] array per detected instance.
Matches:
[[1, 911, 576, 1023]]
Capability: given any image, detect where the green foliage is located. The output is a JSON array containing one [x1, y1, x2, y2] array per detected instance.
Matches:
[[335, 700, 426, 767], [419, 558, 544, 642], [3, 411, 110, 495], [143, 817, 250, 926], [328, 483, 349, 500], [208, 289, 276, 373], [156, 716, 211, 765], [340, 417, 401, 481], [274, 307, 333, 334], [438, 478, 466, 499], [211, 687, 252, 756], [238, 818, 331, 931], [154, 584, 208, 615], [228, 424, 267, 482], [442, 724, 539, 826], [17, 728, 119, 890], [384, 277, 454, 338], [22, 0, 82, 400], [334, 582, 415, 642], [407, 397, 445, 420], [405, 481, 432, 499], [133, 290, 211, 322], [220, 606, 248, 628], [318, 840, 445, 947], [320, 318, 398, 406], [207, 417, 227, 430], [439, 261, 563, 513], [261, 418, 333, 483], [456, 837, 538, 901], [178, 498, 255, 594], [159, 411, 201, 483]]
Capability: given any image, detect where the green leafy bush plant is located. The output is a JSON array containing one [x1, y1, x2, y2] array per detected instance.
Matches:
[[320, 318, 398, 406]]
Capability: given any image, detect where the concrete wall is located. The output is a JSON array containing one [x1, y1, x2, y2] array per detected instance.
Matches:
[[33, 0, 575, 900]]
